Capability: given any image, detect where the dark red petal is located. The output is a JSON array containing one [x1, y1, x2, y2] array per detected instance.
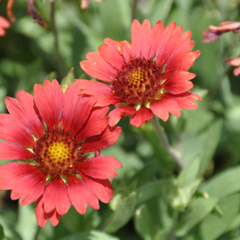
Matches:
[[68, 176, 99, 214], [108, 105, 136, 126], [0, 142, 33, 160], [130, 106, 153, 128], [5, 91, 43, 138], [163, 71, 195, 94], [82, 126, 121, 153], [82, 174, 113, 203], [35, 196, 47, 227], [80, 52, 117, 82], [61, 81, 82, 131], [34, 80, 63, 131], [42, 178, 71, 215], [99, 39, 123, 70], [0, 114, 35, 147], [78, 156, 122, 179], [148, 20, 164, 59], [45, 209, 61, 226]]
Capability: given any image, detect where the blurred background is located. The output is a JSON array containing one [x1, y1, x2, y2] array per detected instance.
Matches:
[[1, 0, 240, 239]]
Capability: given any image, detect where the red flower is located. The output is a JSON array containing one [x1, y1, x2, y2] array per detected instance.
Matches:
[[0, 16, 10, 36], [0, 80, 121, 227], [226, 57, 240, 76], [79, 19, 201, 128]]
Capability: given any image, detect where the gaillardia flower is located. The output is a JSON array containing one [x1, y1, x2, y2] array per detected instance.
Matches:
[[79, 19, 202, 128], [0, 80, 121, 227], [0, 16, 10, 36]]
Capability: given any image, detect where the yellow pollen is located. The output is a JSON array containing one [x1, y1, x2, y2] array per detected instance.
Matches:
[[126, 68, 148, 87], [47, 141, 71, 163]]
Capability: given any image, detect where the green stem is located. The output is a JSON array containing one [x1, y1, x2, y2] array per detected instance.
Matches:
[[50, 0, 65, 80], [167, 210, 179, 240], [131, 0, 138, 22], [33, 226, 41, 240], [152, 115, 184, 169]]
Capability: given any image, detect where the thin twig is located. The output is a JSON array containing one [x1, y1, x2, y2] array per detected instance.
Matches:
[[34, 225, 41, 240], [152, 115, 184, 169], [131, 0, 138, 22], [50, 1, 65, 80]]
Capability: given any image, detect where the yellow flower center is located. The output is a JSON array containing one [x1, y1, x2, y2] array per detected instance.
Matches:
[[47, 141, 71, 164]]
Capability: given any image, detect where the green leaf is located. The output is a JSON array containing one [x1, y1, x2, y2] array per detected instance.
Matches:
[[105, 192, 137, 233], [201, 166, 240, 199], [184, 194, 240, 240], [198, 120, 223, 176], [178, 154, 201, 187], [61, 67, 75, 92], [60, 230, 119, 240], [176, 197, 219, 236], [16, 204, 38, 240], [136, 180, 168, 205], [134, 196, 173, 240]]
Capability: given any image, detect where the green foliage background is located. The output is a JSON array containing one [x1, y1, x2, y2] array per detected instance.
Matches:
[[1, 0, 240, 239]]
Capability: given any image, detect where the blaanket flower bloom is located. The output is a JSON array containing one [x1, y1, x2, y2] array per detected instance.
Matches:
[[79, 19, 202, 128], [0, 80, 122, 227]]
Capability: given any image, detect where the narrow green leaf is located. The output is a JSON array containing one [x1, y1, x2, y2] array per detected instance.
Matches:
[[136, 180, 169, 205], [176, 197, 219, 236], [199, 120, 223, 176], [60, 230, 119, 240], [184, 194, 240, 240], [105, 192, 137, 233], [61, 67, 75, 92], [178, 154, 201, 187], [201, 166, 240, 199]]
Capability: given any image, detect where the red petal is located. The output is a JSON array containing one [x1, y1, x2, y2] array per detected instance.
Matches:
[[99, 39, 123, 70], [148, 20, 164, 59], [233, 66, 240, 76], [42, 178, 71, 215], [130, 106, 153, 128], [61, 81, 82, 131], [68, 176, 99, 214], [178, 50, 201, 71], [163, 71, 195, 94], [0, 27, 6, 36], [131, 19, 151, 58], [0, 114, 35, 147], [0, 16, 10, 28], [156, 23, 183, 66], [108, 105, 136, 126], [5, 91, 43, 138], [11, 172, 46, 206], [34, 80, 63, 131], [69, 96, 96, 136], [35, 196, 47, 227], [78, 156, 122, 179], [45, 209, 61, 226], [117, 40, 137, 62], [0, 142, 33, 160], [82, 126, 121, 153], [82, 174, 113, 203], [80, 52, 117, 82], [150, 100, 169, 122]]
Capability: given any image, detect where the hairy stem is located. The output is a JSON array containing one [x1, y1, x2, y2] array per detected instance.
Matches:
[[50, 1, 65, 80], [152, 115, 184, 169], [34, 226, 41, 240]]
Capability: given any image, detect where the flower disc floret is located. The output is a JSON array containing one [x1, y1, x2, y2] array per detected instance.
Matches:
[[0, 80, 122, 227], [79, 19, 202, 128]]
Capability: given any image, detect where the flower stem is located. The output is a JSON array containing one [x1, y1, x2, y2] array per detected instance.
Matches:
[[152, 115, 184, 169], [50, 0, 65, 80], [34, 225, 41, 240], [131, 0, 138, 22]]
